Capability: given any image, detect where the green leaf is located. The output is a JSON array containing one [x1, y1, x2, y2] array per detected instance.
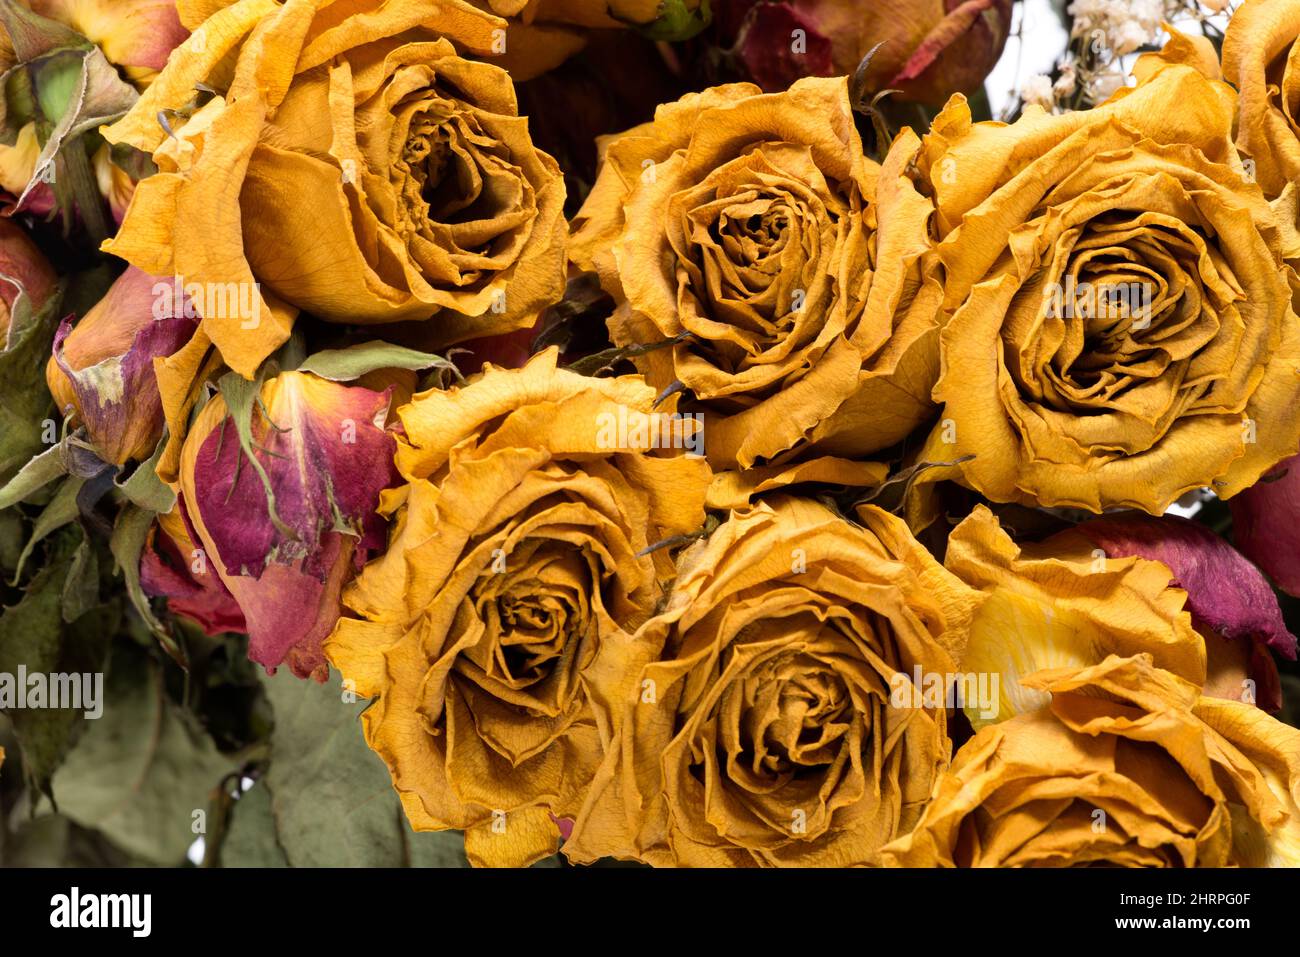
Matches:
[[115, 440, 176, 514], [407, 826, 474, 868], [0, 280, 65, 484], [110, 504, 185, 667], [47, 646, 237, 864], [251, 668, 469, 867], [0, 537, 110, 797], [60, 533, 98, 623], [12, 474, 83, 583], [217, 780, 288, 867], [0, 510, 22, 573], [0, 444, 66, 510], [296, 342, 458, 382], [638, 0, 711, 41], [0, 814, 151, 867], [0, 555, 68, 795]]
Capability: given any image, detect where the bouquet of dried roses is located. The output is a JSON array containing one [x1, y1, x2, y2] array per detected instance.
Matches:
[[0, 0, 1297, 871]]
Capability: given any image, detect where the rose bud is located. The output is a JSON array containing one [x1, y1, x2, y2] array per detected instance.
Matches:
[[1060, 513, 1298, 714], [139, 498, 247, 637], [1231, 454, 1300, 595], [718, 0, 1014, 104], [28, 0, 188, 88], [0, 218, 58, 340], [45, 267, 197, 466], [179, 371, 398, 681]]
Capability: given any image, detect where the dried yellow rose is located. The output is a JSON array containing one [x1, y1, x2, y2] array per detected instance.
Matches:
[[942, 505, 1206, 731], [325, 349, 711, 867], [905, 506, 1300, 867], [911, 60, 1300, 515], [1225, 0, 1300, 197], [1196, 697, 1300, 866], [101, 0, 566, 378], [565, 496, 982, 866], [882, 654, 1300, 867], [571, 76, 943, 471]]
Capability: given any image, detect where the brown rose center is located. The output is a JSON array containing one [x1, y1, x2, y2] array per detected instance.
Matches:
[[680, 612, 880, 842], [734, 653, 853, 779], [1025, 210, 1225, 420], [392, 89, 527, 265], [665, 148, 861, 384], [458, 540, 595, 705]]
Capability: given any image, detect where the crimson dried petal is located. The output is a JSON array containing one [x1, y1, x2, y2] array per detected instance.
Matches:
[[181, 373, 399, 679], [1231, 454, 1300, 596], [1075, 513, 1297, 712]]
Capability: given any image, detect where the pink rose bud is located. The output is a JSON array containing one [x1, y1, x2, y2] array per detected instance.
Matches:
[[46, 267, 198, 466], [718, 0, 1014, 105], [178, 372, 399, 681]]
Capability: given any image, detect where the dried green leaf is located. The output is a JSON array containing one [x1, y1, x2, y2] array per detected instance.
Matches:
[[253, 668, 469, 867], [115, 439, 176, 514], [0, 444, 66, 511], [297, 342, 459, 383], [13, 475, 84, 582], [47, 647, 236, 864], [0, 537, 109, 798], [110, 503, 184, 667]]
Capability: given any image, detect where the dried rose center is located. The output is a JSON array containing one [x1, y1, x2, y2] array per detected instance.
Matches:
[[663, 146, 866, 396], [735, 654, 853, 778], [1019, 209, 1227, 420], [466, 541, 593, 691], [684, 613, 879, 799], [389, 85, 526, 268]]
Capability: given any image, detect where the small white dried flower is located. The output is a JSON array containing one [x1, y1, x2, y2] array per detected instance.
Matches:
[[1021, 73, 1056, 110], [1112, 19, 1151, 55], [1053, 67, 1078, 99]]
